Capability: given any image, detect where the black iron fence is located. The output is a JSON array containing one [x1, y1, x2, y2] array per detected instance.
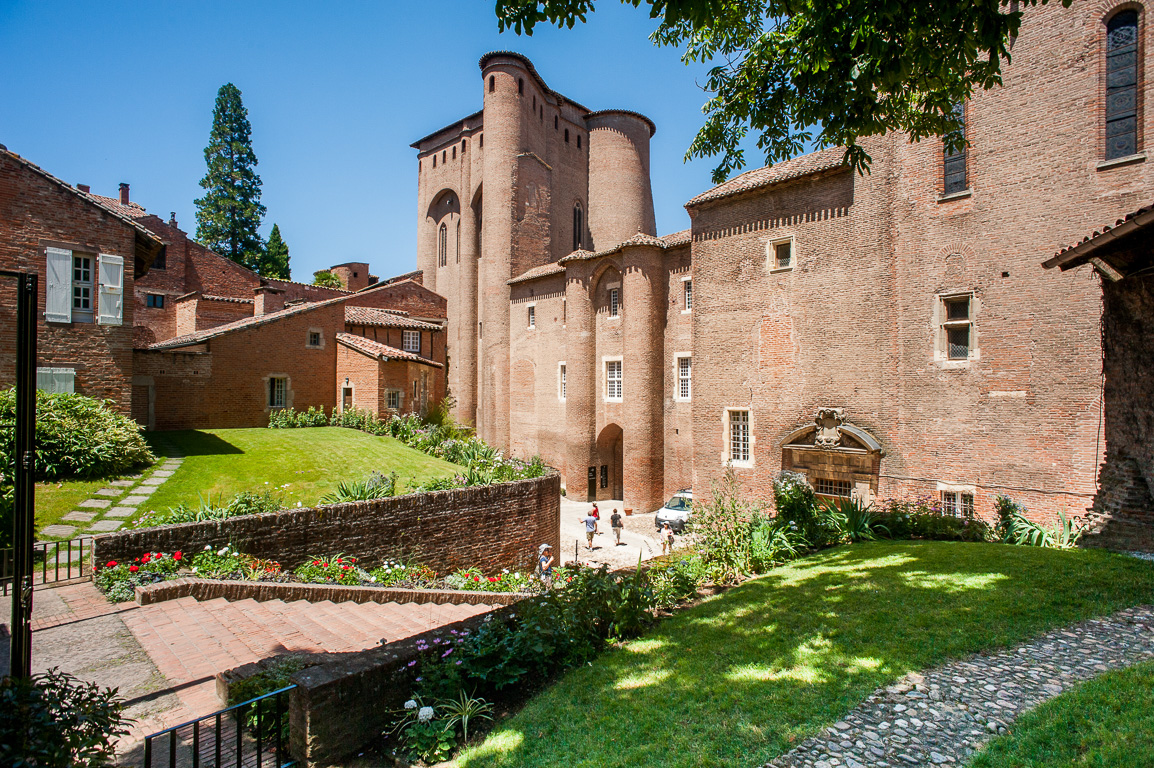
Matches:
[[0, 537, 91, 596], [142, 685, 297, 768]]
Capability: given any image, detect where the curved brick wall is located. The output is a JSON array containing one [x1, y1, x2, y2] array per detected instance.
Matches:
[[586, 111, 656, 248]]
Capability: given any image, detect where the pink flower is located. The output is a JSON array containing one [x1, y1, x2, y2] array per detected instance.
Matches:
[[407, 660, 417, 667], [442, 648, 453, 658]]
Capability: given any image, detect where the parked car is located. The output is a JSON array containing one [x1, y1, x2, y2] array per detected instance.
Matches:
[[655, 489, 693, 533]]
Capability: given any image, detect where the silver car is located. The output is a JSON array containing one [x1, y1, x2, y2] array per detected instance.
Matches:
[[655, 490, 693, 533]]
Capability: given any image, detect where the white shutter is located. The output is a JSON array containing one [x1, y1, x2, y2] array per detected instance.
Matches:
[[97, 254, 124, 326], [44, 247, 72, 323], [36, 367, 75, 394]]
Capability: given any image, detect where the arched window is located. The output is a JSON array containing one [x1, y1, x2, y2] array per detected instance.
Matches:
[[518, 78, 524, 95], [943, 102, 967, 194], [438, 223, 447, 267], [573, 203, 584, 250], [1106, 9, 1140, 160], [452, 146, 456, 160], [488, 75, 495, 93], [462, 139, 467, 154], [564, 129, 570, 143]]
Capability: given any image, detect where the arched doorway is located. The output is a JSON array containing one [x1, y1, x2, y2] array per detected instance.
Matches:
[[594, 423, 624, 501]]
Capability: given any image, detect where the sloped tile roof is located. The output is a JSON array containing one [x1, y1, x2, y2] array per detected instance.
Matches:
[[1045, 202, 1154, 269], [202, 294, 254, 304], [509, 230, 694, 284], [335, 333, 443, 368], [88, 193, 148, 219], [507, 262, 566, 285], [344, 306, 441, 331], [661, 229, 692, 248], [686, 146, 848, 207]]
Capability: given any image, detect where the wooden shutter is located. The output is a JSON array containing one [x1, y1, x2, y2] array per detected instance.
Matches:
[[44, 247, 72, 323], [97, 253, 124, 325]]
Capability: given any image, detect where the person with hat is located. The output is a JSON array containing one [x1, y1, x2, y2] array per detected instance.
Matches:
[[537, 543, 555, 583]]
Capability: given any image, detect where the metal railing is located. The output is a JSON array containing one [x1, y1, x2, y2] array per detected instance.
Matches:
[[143, 685, 297, 768], [1, 537, 91, 596]]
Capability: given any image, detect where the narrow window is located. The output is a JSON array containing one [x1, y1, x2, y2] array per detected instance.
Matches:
[[728, 410, 750, 463], [442, 150, 446, 163], [572, 204, 584, 250], [462, 139, 467, 154], [456, 222, 461, 263], [941, 295, 973, 360], [773, 240, 792, 269], [554, 115, 558, 129], [452, 146, 456, 159], [518, 78, 523, 95], [606, 360, 622, 400], [387, 390, 400, 410], [268, 377, 287, 408], [815, 478, 852, 498], [532, 95, 536, 109], [564, 129, 570, 143], [943, 103, 967, 194], [438, 223, 447, 267], [941, 490, 975, 517], [479, 134, 484, 149], [608, 287, 619, 318], [528, 305, 536, 328], [403, 330, 421, 354], [678, 356, 692, 400], [479, 321, 483, 338], [1106, 10, 1140, 160], [72, 254, 94, 323], [308, 331, 321, 347], [488, 75, 495, 93], [559, 364, 567, 400], [146, 293, 165, 309], [684, 280, 693, 310], [432, 155, 437, 168], [577, 134, 581, 149]]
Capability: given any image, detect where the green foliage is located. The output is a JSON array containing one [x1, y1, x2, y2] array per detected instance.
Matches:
[[227, 656, 311, 744], [368, 557, 438, 588], [190, 544, 281, 580], [294, 553, 369, 585], [0, 668, 129, 768], [873, 497, 992, 543], [398, 715, 457, 764], [647, 553, 705, 609], [773, 471, 842, 549], [136, 489, 283, 528], [495, 0, 1071, 181], [820, 497, 889, 543], [318, 471, 397, 504], [267, 405, 329, 428], [259, 222, 290, 279], [1000, 502, 1086, 549], [439, 690, 494, 744], [312, 269, 343, 288], [195, 82, 266, 270], [446, 567, 535, 593], [93, 549, 183, 602]]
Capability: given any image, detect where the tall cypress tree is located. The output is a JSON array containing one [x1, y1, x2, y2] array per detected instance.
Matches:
[[195, 83, 266, 270], [261, 223, 290, 279]]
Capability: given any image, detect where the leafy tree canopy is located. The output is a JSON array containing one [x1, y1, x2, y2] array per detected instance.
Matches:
[[195, 83, 266, 268], [260, 223, 291, 279], [313, 270, 344, 288], [495, 0, 1070, 181]]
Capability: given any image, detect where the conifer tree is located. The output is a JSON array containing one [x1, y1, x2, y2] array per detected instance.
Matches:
[[195, 83, 266, 269], [260, 223, 290, 279]]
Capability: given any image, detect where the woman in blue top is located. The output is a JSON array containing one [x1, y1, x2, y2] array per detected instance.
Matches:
[[537, 543, 555, 583]]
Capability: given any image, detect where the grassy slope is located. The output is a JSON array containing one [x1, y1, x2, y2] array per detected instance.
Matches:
[[143, 427, 460, 512], [968, 660, 1154, 768], [35, 478, 112, 531], [459, 541, 1154, 768]]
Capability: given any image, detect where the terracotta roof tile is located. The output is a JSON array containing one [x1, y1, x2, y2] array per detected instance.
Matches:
[[661, 229, 691, 247], [335, 333, 444, 368], [507, 262, 566, 285], [1047, 202, 1154, 266], [686, 147, 848, 207], [344, 306, 441, 330], [88, 193, 148, 220], [201, 294, 254, 304]]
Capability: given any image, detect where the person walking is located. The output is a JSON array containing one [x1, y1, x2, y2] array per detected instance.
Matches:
[[580, 510, 599, 549], [661, 521, 675, 555], [611, 508, 624, 546], [537, 543, 555, 583]]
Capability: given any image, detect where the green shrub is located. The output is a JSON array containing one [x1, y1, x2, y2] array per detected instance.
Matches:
[[93, 549, 184, 602], [773, 471, 841, 548], [268, 405, 329, 428], [318, 471, 397, 504], [0, 668, 129, 768], [997, 496, 1086, 549], [445, 567, 535, 593], [820, 497, 890, 543], [136, 490, 283, 528], [227, 655, 312, 743], [294, 553, 369, 585], [873, 497, 992, 542], [648, 553, 704, 609], [190, 544, 281, 580], [368, 558, 439, 588]]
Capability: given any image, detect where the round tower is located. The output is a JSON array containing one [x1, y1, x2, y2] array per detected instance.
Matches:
[[585, 110, 657, 249]]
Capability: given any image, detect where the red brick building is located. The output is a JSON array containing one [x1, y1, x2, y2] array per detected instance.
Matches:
[[422, 3, 1154, 524]]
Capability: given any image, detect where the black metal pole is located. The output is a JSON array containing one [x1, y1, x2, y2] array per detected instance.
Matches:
[[8, 271, 37, 678]]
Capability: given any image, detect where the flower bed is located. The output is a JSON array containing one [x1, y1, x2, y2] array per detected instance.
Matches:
[[93, 550, 185, 602]]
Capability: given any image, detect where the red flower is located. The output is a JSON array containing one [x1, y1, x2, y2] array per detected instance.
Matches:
[[313, 561, 321, 566], [488, 576, 498, 582], [473, 575, 480, 581], [342, 565, 351, 570], [106, 561, 117, 569], [134, 558, 140, 562], [173, 551, 183, 561], [128, 565, 139, 573], [141, 554, 151, 563], [336, 558, 344, 564]]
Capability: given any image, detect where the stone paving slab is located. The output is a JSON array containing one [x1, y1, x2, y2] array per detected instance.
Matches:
[[151, 470, 175, 478], [63, 511, 96, 522], [123, 495, 150, 505], [105, 506, 136, 517], [80, 498, 112, 509], [39, 524, 77, 538], [111, 479, 136, 487], [95, 488, 122, 497], [763, 605, 1154, 768], [140, 477, 165, 486], [132, 485, 157, 496], [88, 520, 123, 532]]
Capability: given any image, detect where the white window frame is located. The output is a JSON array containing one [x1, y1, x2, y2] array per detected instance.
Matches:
[[36, 367, 75, 394], [604, 357, 623, 402], [935, 292, 978, 367], [527, 303, 536, 329], [558, 361, 567, 401], [387, 390, 402, 411], [268, 376, 288, 409], [681, 277, 693, 313], [674, 354, 692, 401], [402, 330, 421, 354], [937, 483, 976, 517], [725, 408, 753, 468], [72, 253, 95, 323], [767, 236, 794, 273], [608, 287, 620, 318]]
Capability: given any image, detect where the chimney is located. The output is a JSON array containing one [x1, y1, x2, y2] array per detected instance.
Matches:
[[253, 285, 286, 316], [169, 212, 178, 227], [77, 183, 91, 194], [119, 183, 129, 205]]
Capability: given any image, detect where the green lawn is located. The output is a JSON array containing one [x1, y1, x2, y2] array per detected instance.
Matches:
[[35, 477, 117, 531], [458, 541, 1154, 768], [143, 427, 461, 512], [968, 660, 1154, 768]]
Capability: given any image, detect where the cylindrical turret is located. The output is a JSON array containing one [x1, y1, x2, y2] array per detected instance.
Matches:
[[586, 111, 657, 250]]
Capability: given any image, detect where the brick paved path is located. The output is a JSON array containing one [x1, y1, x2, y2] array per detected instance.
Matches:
[[762, 604, 1154, 768]]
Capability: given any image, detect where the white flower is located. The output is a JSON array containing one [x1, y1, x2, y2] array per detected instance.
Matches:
[[404, 700, 417, 710], [296, 501, 302, 508], [217, 547, 229, 556], [204, 545, 212, 551], [191, 567, 198, 573], [417, 706, 434, 723]]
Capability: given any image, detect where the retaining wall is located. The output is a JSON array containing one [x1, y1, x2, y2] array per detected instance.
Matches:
[[135, 577, 528, 607]]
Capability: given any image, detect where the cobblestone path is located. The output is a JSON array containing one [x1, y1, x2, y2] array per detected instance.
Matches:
[[763, 604, 1154, 768]]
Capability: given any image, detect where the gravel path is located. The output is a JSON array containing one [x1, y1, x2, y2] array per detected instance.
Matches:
[[763, 604, 1154, 768]]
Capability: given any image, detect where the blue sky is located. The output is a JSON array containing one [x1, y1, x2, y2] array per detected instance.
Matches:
[[1, 1, 738, 281]]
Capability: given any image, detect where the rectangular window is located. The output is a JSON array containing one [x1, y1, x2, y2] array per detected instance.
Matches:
[[402, 330, 421, 353], [605, 360, 622, 400], [145, 293, 165, 309], [307, 331, 321, 348], [941, 490, 975, 517], [677, 356, 691, 400], [387, 390, 400, 410], [528, 305, 536, 328], [684, 280, 693, 311], [773, 240, 792, 270], [72, 255, 94, 323], [609, 288, 619, 318], [943, 103, 968, 194], [36, 367, 75, 394], [268, 377, 287, 408], [559, 363, 567, 400], [1105, 11, 1139, 160], [814, 478, 852, 498], [941, 295, 972, 360], [728, 410, 750, 463]]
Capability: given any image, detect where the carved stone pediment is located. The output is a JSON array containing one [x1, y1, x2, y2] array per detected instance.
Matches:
[[813, 407, 845, 449]]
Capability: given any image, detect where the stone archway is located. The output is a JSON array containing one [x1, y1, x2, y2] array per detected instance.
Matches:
[[781, 408, 885, 503], [595, 423, 624, 501]]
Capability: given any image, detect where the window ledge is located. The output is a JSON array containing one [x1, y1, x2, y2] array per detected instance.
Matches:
[[681, 309, 692, 314], [604, 398, 623, 404], [1097, 152, 1146, 171], [769, 266, 794, 274], [937, 188, 972, 203]]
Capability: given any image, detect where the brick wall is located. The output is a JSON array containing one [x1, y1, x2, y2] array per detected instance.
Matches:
[[0, 153, 142, 412], [92, 473, 561, 575]]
